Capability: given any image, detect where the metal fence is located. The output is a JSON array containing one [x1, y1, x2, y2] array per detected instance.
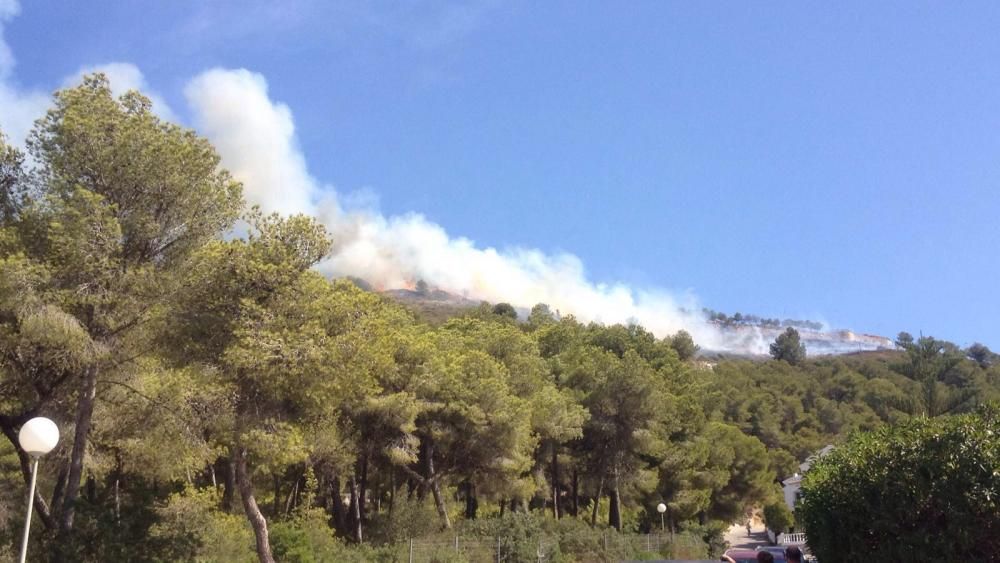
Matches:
[[777, 532, 806, 545], [397, 532, 706, 563]]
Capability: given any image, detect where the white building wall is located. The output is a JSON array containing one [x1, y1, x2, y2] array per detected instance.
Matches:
[[782, 476, 801, 511]]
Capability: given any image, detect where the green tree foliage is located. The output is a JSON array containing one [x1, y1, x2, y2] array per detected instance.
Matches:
[[798, 405, 1000, 561], [669, 330, 699, 361], [149, 486, 254, 561], [895, 331, 914, 348], [0, 73, 241, 549], [658, 421, 774, 528], [769, 327, 806, 365], [762, 502, 793, 534], [1, 75, 999, 561], [163, 210, 333, 562], [492, 302, 518, 320], [892, 334, 975, 416], [0, 133, 27, 223], [966, 342, 994, 369], [578, 349, 674, 530], [526, 303, 555, 331]]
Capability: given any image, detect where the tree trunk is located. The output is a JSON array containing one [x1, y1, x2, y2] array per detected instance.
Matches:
[[551, 447, 560, 519], [571, 469, 579, 517], [416, 441, 430, 501], [349, 474, 363, 543], [358, 454, 369, 522], [113, 476, 121, 526], [236, 446, 274, 563], [294, 472, 304, 510], [430, 478, 452, 529], [284, 475, 299, 515], [272, 474, 281, 516], [222, 452, 236, 512], [60, 364, 99, 533], [591, 476, 604, 527], [331, 476, 347, 533], [464, 481, 478, 519], [388, 470, 396, 517], [608, 470, 622, 531], [421, 441, 451, 529], [50, 462, 67, 518]]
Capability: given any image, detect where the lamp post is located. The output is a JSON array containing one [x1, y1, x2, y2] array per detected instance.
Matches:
[[18, 417, 59, 563], [656, 502, 666, 533]]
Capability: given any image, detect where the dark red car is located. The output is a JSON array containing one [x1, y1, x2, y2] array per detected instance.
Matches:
[[724, 548, 787, 563]]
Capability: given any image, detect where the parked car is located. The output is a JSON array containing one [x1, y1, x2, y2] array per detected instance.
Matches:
[[724, 549, 759, 563], [726, 547, 786, 562], [756, 546, 788, 557]]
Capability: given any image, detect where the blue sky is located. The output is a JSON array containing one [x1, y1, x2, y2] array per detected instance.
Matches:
[[3, 1, 1000, 349]]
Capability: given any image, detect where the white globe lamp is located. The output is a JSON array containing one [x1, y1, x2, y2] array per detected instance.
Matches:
[[18, 417, 59, 563], [656, 502, 666, 532], [19, 417, 59, 457]]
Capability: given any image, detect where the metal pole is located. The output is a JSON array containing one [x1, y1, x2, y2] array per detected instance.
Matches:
[[660, 512, 664, 532], [19, 457, 39, 563]]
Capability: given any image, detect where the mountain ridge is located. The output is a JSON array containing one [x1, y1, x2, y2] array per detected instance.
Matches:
[[371, 283, 895, 356]]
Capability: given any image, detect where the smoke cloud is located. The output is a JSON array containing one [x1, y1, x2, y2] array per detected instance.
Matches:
[[0, 0, 766, 353], [0, 0, 765, 355], [0, 8, 876, 356], [185, 69, 319, 217], [184, 68, 766, 353]]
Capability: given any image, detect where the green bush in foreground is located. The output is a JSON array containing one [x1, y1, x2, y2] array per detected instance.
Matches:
[[798, 404, 1000, 562]]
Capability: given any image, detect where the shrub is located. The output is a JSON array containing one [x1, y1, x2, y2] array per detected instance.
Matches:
[[365, 495, 447, 544], [459, 512, 554, 563], [798, 405, 1000, 561], [762, 502, 793, 534], [270, 507, 345, 563], [148, 486, 254, 562], [678, 521, 723, 558]]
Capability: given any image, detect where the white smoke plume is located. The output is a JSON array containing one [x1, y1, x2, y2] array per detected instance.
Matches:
[[185, 69, 319, 217], [0, 7, 851, 356], [0, 1, 767, 354], [184, 68, 767, 353]]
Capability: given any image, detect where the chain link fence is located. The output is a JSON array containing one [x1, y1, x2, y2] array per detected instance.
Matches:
[[395, 532, 706, 563]]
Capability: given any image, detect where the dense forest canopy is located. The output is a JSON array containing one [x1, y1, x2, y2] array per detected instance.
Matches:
[[0, 76, 997, 562]]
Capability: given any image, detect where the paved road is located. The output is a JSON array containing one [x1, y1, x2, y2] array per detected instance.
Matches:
[[724, 521, 769, 549]]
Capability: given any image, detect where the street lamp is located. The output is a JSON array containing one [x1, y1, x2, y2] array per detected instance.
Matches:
[[656, 502, 666, 533], [18, 417, 59, 563]]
